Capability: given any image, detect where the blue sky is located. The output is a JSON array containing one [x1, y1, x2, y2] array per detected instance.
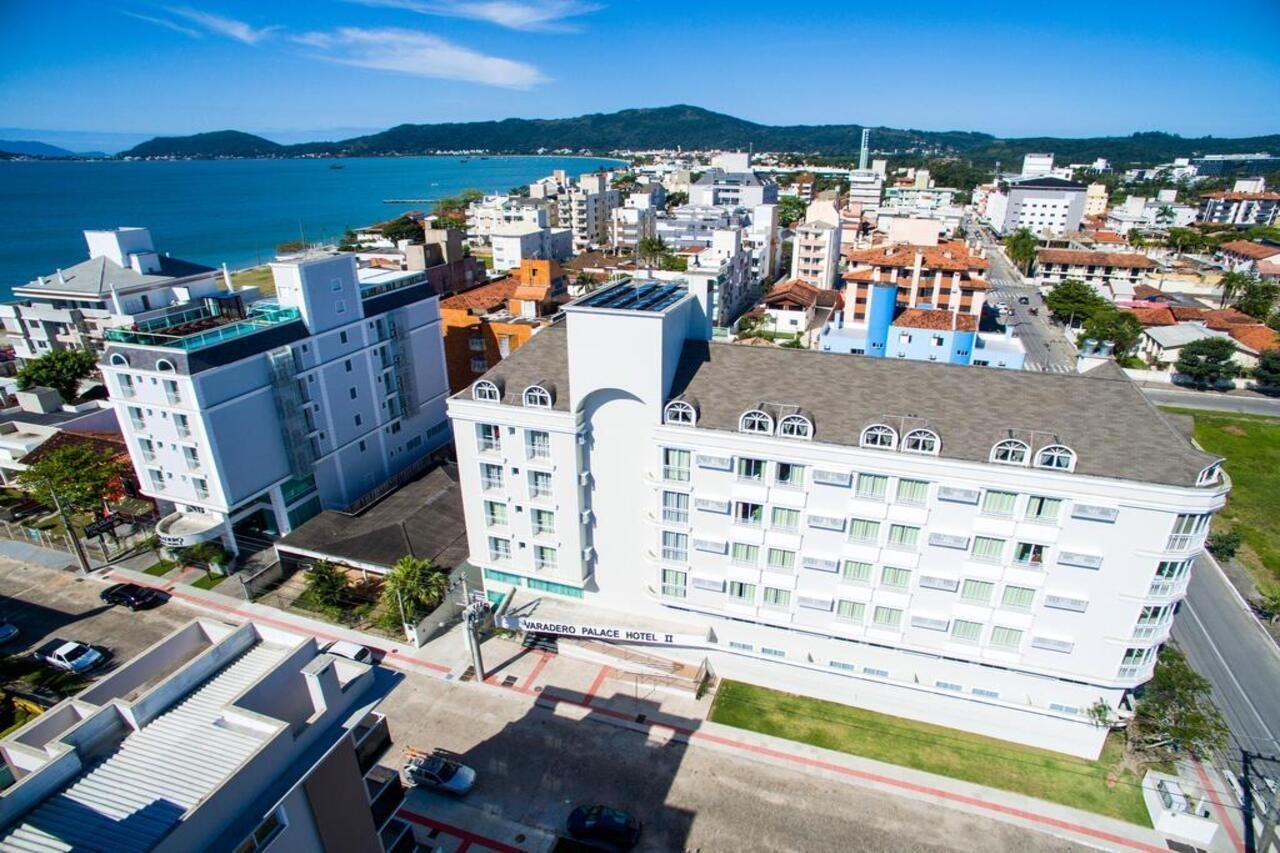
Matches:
[[2, 0, 1278, 149]]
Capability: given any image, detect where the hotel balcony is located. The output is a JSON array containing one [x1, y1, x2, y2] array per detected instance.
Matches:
[[105, 299, 301, 351]]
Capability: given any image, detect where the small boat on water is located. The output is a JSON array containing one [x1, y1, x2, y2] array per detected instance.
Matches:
[[329, 163, 344, 170], [459, 158, 469, 163]]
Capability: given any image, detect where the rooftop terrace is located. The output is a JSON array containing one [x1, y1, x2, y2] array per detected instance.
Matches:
[[104, 301, 301, 351]]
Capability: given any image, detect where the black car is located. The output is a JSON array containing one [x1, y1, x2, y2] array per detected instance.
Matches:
[[566, 805, 642, 849], [1018, 295, 1030, 304], [100, 583, 164, 610]]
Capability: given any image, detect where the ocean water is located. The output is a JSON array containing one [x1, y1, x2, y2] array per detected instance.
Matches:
[[0, 155, 623, 296]]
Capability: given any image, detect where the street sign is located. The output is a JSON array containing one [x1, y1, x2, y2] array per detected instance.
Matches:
[[84, 513, 123, 539]]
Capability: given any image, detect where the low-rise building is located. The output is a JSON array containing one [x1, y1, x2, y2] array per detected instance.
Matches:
[[689, 168, 778, 208], [449, 280, 1228, 758], [466, 194, 552, 243], [1217, 239, 1280, 273], [0, 618, 404, 852], [1034, 249, 1158, 299], [1, 228, 221, 363], [755, 278, 842, 346], [1083, 183, 1109, 218], [1105, 195, 1197, 235], [1198, 191, 1280, 227], [609, 199, 657, 251], [490, 224, 572, 272]]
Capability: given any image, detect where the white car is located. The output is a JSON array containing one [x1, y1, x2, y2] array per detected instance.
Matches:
[[402, 753, 476, 795], [320, 640, 374, 664]]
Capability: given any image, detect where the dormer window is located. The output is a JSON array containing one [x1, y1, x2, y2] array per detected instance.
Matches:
[[778, 415, 812, 440], [523, 385, 552, 408], [902, 429, 939, 455], [473, 380, 501, 403], [740, 410, 774, 435], [990, 439, 1029, 466], [1196, 463, 1221, 486], [860, 424, 897, 450], [155, 359, 175, 372], [109, 353, 129, 367], [664, 401, 696, 426], [1035, 444, 1076, 472]]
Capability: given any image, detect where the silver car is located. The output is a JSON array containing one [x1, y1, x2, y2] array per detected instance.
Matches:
[[402, 754, 476, 795]]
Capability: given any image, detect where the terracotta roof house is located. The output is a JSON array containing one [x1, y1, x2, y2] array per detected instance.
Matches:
[[841, 240, 991, 323], [1121, 306, 1177, 327], [1034, 248, 1158, 299]]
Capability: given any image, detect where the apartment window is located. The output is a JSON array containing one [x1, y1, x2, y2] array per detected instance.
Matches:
[[661, 531, 688, 562], [971, 536, 1005, 563], [162, 379, 180, 403], [334, 299, 347, 315], [728, 581, 756, 603], [842, 560, 872, 584], [982, 490, 1017, 517], [529, 470, 552, 498], [731, 542, 760, 566], [344, 358, 353, 372], [488, 537, 511, 561], [1167, 513, 1209, 550], [895, 479, 929, 506], [734, 501, 763, 526], [235, 807, 285, 853], [763, 587, 791, 609], [348, 387, 358, 400], [1014, 542, 1046, 567], [951, 619, 983, 643], [990, 626, 1024, 650], [848, 518, 880, 544], [663, 448, 690, 482], [961, 578, 994, 603], [1025, 496, 1062, 523], [532, 508, 555, 536], [661, 568, 687, 598], [881, 566, 912, 588], [991, 439, 1029, 465], [886, 524, 920, 551], [856, 473, 887, 500], [468, 335, 485, 352], [1119, 646, 1156, 677], [483, 501, 507, 527], [526, 430, 551, 460], [480, 463, 503, 491], [118, 374, 135, 398], [1001, 585, 1036, 610], [1035, 445, 1076, 471], [771, 506, 800, 530], [766, 548, 795, 572], [728, 641, 754, 652], [470, 357, 488, 373], [534, 545, 557, 571], [662, 491, 689, 524], [128, 406, 145, 430], [174, 413, 191, 438], [872, 606, 903, 630], [737, 457, 765, 481], [353, 413, 363, 428], [148, 469, 164, 490], [192, 477, 210, 499], [836, 600, 866, 623], [477, 423, 501, 453], [339, 331, 348, 344], [902, 429, 939, 455], [776, 462, 805, 487], [760, 647, 786, 658]]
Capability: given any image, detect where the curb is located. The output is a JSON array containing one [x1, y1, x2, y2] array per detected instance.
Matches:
[[1201, 550, 1280, 657]]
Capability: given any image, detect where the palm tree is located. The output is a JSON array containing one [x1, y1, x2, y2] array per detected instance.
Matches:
[[1155, 204, 1176, 226], [1217, 270, 1254, 309], [1002, 228, 1039, 275], [379, 555, 449, 623], [636, 235, 668, 266]]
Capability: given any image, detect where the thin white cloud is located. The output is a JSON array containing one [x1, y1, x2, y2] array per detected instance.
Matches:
[[346, 0, 602, 32], [121, 10, 203, 38], [293, 27, 548, 88], [166, 6, 281, 44]]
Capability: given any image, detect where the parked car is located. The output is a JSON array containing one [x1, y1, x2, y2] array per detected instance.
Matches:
[[0, 623, 18, 645], [1018, 295, 1030, 304], [320, 640, 374, 664], [32, 639, 106, 674], [401, 752, 476, 795], [100, 583, 164, 611], [566, 805, 642, 849]]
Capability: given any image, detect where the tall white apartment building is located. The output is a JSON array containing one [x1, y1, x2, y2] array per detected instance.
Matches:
[[1084, 182, 1109, 217], [745, 203, 780, 284], [609, 193, 658, 251], [490, 224, 572, 272], [663, 229, 756, 329], [466, 196, 550, 244], [688, 169, 779, 208], [447, 280, 1228, 758], [790, 211, 842, 288], [984, 177, 1087, 236], [101, 254, 451, 555], [557, 173, 621, 254], [1, 228, 222, 363]]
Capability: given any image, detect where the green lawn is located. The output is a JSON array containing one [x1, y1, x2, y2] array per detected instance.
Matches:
[[143, 559, 176, 577], [230, 266, 276, 296], [1161, 407, 1280, 593], [191, 572, 227, 590], [709, 680, 1149, 826]]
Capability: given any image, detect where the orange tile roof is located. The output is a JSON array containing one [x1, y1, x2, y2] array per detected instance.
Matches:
[[1132, 284, 1170, 300], [1219, 240, 1280, 261], [511, 283, 551, 302], [1228, 325, 1280, 352], [763, 278, 824, 309], [1202, 192, 1280, 201], [1036, 249, 1157, 269], [1092, 231, 1126, 244], [441, 277, 517, 311], [844, 240, 989, 273], [1120, 306, 1177, 327], [1205, 308, 1263, 330], [1169, 306, 1210, 321], [893, 308, 978, 332]]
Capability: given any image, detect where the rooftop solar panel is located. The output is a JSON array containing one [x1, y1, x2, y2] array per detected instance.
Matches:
[[575, 281, 686, 312]]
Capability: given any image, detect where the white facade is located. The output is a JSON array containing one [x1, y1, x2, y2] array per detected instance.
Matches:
[[1105, 196, 1197, 235], [101, 254, 452, 555], [609, 202, 657, 251], [1084, 183, 1109, 217], [985, 178, 1087, 236], [689, 169, 779, 208], [448, 281, 1228, 758], [557, 173, 621, 253], [491, 224, 572, 272], [790, 220, 841, 288], [466, 196, 550, 244]]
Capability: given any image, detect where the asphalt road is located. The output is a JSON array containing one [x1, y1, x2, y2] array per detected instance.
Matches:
[[1143, 387, 1280, 417], [1172, 555, 1280, 822]]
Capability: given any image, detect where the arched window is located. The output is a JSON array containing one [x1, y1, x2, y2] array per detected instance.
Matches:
[[1035, 444, 1076, 471], [1196, 463, 1221, 486], [739, 410, 774, 434], [473, 380, 501, 403], [778, 415, 812, 439], [109, 353, 129, 366], [664, 400, 696, 425], [523, 385, 552, 408], [860, 424, 897, 449], [990, 439, 1029, 466], [156, 358, 175, 372], [902, 428, 939, 455]]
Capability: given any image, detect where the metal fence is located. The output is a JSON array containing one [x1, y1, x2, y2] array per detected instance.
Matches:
[[0, 513, 157, 564]]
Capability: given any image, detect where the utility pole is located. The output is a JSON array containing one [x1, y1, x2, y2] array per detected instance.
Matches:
[[45, 480, 91, 574], [1259, 774, 1280, 853], [459, 576, 486, 681]]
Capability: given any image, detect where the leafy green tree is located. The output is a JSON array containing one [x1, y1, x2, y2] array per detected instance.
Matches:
[[660, 253, 688, 272], [18, 442, 130, 514], [379, 555, 449, 625], [1206, 530, 1241, 560], [456, 188, 485, 205], [1217, 270, 1254, 308], [1268, 311, 1280, 332], [381, 215, 424, 244], [1127, 647, 1229, 764], [663, 191, 688, 210], [1235, 277, 1279, 320], [16, 348, 98, 403], [1002, 228, 1039, 274], [1254, 348, 1280, 387], [636, 235, 668, 266], [1078, 306, 1144, 355], [1165, 227, 1206, 254], [776, 195, 807, 227], [1043, 279, 1106, 326], [1175, 337, 1240, 386], [304, 560, 350, 610]]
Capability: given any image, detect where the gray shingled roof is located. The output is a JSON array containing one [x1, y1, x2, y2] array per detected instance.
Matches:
[[458, 322, 1217, 487], [16, 255, 214, 297]]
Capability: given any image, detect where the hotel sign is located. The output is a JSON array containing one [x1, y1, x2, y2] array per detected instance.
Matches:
[[498, 615, 708, 647]]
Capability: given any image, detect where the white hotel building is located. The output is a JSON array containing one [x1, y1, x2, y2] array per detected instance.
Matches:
[[447, 280, 1228, 758]]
